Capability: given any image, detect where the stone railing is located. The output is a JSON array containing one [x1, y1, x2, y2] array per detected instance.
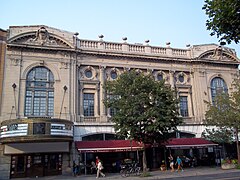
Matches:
[[78, 39, 190, 58], [76, 116, 97, 123], [105, 42, 122, 51]]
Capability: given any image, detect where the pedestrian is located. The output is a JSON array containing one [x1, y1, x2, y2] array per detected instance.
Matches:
[[96, 156, 99, 167], [168, 154, 174, 172], [96, 159, 105, 178], [184, 156, 191, 167], [175, 156, 183, 172], [73, 160, 77, 176], [91, 161, 97, 174]]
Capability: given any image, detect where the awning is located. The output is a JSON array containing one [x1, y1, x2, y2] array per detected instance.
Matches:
[[165, 138, 218, 149], [75, 140, 143, 153]]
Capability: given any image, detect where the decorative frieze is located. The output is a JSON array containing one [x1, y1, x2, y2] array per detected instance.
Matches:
[[10, 58, 21, 66]]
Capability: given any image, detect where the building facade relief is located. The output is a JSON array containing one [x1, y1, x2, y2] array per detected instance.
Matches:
[[0, 25, 239, 179]]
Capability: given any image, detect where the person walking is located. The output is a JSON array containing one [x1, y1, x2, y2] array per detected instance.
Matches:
[[168, 154, 175, 172], [96, 156, 99, 167], [175, 156, 183, 172], [73, 161, 77, 176], [96, 159, 105, 178], [91, 161, 97, 174]]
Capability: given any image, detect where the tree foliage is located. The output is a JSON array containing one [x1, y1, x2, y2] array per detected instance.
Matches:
[[104, 70, 182, 145], [104, 70, 182, 171], [204, 79, 240, 164], [202, 127, 233, 144], [202, 0, 240, 44]]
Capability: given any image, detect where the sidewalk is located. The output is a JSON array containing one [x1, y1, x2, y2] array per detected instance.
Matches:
[[17, 167, 240, 180]]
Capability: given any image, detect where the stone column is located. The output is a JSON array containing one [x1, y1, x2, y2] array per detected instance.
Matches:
[[189, 72, 195, 117], [169, 70, 175, 89], [99, 66, 106, 121], [79, 82, 84, 120]]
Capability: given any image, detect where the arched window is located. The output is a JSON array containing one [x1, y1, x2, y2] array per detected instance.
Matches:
[[211, 77, 228, 103], [25, 67, 54, 117]]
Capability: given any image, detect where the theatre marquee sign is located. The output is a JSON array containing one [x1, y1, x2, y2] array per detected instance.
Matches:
[[0, 118, 73, 143]]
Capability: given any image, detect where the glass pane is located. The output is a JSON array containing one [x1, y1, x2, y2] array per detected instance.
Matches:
[[16, 156, 25, 172], [83, 93, 94, 116], [211, 77, 228, 103], [33, 123, 45, 134], [179, 75, 184, 83], [180, 96, 188, 117], [25, 67, 54, 117], [157, 74, 163, 81], [85, 70, 92, 78], [111, 71, 117, 79]]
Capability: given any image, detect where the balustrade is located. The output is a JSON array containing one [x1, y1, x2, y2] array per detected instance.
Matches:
[[78, 39, 190, 58], [129, 44, 145, 52], [172, 49, 187, 56], [151, 47, 167, 54], [79, 40, 98, 49], [105, 42, 122, 51]]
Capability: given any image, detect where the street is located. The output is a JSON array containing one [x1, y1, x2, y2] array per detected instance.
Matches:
[[14, 167, 240, 180], [151, 171, 240, 180]]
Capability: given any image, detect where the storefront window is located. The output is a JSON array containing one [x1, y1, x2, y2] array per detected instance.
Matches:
[[16, 156, 25, 172]]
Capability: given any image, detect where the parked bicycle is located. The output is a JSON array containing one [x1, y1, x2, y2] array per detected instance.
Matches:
[[120, 162, 141, 177]]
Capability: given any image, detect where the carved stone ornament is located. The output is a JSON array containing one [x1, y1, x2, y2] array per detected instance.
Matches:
[[27, 27, 57, 46], [60, 61, 70, 69], [211, 46, 223, 60], [199, 47, 236, 61], [10, 58, 21, 66]]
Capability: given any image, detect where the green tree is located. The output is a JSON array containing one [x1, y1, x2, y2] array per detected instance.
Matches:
[[202, 127, 233, 144], [202, 127, 233, 158], [104, 70, 182, 173], [202, 0, 240, 44], [204, 79, 240, 164]]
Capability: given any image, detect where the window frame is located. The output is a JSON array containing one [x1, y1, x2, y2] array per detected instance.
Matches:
[[83, 93, 95, 116], [24, 67, 54, 117], [179, 96, 189, 117], [210, 77, 228, 104]]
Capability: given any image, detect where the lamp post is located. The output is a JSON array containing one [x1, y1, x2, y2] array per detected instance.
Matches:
[[12, 83, 18, 118], [59, 85, 67, 119]]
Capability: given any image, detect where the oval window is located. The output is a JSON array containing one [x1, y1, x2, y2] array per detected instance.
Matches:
[[157, 74, 163, 81], [110, 71, 117, 79], [179, 74, 184, 83], [85, 70, 92, 78]]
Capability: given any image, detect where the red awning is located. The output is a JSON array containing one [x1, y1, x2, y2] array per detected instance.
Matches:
[[75, 140, 143, 153], [165, 138, 218, 149]]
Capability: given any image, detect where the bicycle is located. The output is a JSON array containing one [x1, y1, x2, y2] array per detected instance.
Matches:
[[120, 163, 141, 177]]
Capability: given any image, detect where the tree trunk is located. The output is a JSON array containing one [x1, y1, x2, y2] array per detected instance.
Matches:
[[142, 145, 147, 173], [236, 128, 240, 165]]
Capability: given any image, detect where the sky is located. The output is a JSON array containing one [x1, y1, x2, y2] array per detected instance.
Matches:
[[1, 0, 239, 58]]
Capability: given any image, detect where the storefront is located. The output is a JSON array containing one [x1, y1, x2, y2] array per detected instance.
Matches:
[[165, 138, 218, 167], [75, 140, 143, 174], [0, 118, 73, 179]]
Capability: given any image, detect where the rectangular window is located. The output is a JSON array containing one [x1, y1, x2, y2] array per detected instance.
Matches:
[[33, 123, 45, 134], [109, 94, 119, 117], [180, 96, 189, 117], [83, 93, 94, 116]]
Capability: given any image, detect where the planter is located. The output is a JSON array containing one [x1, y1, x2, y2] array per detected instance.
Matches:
[[221, 163, 236, 170]]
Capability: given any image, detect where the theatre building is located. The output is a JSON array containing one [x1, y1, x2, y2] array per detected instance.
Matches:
[[0, 25, 239, 179]]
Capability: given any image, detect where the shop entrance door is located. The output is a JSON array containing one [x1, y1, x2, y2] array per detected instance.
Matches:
[[10, 155, 26, 178], [30, 154, 44, 177]]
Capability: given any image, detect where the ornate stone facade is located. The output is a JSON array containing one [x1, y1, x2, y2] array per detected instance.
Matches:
[[0, 25, 239, 178]]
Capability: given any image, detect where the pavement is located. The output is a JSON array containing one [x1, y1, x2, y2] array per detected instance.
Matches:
[[17, 167, 240, 180]]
